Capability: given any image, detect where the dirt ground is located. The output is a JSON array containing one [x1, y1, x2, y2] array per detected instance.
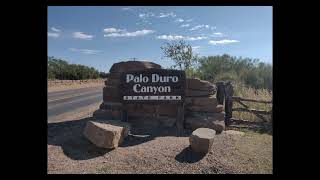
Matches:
[[47, 112, 272, 174]]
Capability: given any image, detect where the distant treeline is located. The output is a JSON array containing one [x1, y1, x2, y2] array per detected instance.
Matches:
[[48, 54, 272, 90], [48, 56, 108, 80], [187, 54, 272, 90]]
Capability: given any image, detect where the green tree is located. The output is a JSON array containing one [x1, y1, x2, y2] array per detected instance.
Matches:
[[161, 40, 198, 76]]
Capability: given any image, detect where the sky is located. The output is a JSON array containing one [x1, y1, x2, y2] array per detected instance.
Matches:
[[48, 6, 272, 72]]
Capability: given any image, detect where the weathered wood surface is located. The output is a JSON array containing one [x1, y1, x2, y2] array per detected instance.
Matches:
[[229, 118, 265, 126], [232, 108, 272, 115], [233, 98, 269, 122], [216, 81, 225, 105], [232, 96, 272, 104], [224, 82, 234, 123]]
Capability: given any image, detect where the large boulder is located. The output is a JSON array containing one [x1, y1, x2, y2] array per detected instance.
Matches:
[[187, 104, 224, 113], [189, 128, 216, 154], [83, 120, 130, 149], [186, 78, 216, 92], [109, 61, 162, 73]]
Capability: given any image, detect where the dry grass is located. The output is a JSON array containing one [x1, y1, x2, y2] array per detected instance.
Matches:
[[232, 83, 272, 122], [48, 79, 105, 92]]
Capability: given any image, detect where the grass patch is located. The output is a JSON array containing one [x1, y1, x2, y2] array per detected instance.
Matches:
[[232, 83, 272, 122]]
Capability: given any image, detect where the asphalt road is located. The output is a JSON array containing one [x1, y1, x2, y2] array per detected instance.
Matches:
[[48, 86, 103, 121]]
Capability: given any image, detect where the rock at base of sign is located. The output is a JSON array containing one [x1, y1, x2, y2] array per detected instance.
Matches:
[[208, 120, 225, 134], [185, 96, 218, 107], [185, 89, 214, 97], [109, 61, 162, 73], [157, 116, 177, 127], [125, 104, 156, 114], [99, 102, 123, 110], [103, 86, 120, 99], [187, 104, 224, 113], [157, 104, 178, 117], [186, 78, 216, 92], [189, 128, 216, 154], [184, 112, 225, 132], [93, 109, 122, 120], [83, 120, 130, 149], [128, 115, 160, 128], [103, 96, 121, 103]]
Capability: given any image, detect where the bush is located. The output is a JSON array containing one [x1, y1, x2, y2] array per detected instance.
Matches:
[[196, 54, 272, 90], [48, 56, 101, 80]]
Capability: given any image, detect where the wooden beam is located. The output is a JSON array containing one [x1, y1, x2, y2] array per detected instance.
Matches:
[[232, 96, 272, 104], [232, 108, 272, 115]]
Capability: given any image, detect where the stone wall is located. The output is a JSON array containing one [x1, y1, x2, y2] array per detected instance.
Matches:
[[184, 78, 225, 133], [93, 60, 225, 133]]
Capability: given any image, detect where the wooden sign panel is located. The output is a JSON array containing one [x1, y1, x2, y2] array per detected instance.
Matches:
[[120, 69, 185, 104]]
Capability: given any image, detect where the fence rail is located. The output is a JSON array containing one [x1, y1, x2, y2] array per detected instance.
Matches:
[[216, 81, 272, 124]]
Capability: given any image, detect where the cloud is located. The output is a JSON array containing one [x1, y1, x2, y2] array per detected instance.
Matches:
[[139, 13, 155, 19], [48, 32, 59, 38], [157, 35, 184, 41], [213, 32, 223, 36], [189, 24, 211, 31], [185, 36, 207, 41], [51, 27, 61, 32], [104, 29, 155, 37], [69, 48, 101, 55], [185, 19, 193, 22], [72, 32, 94, 40], [210, 32, 224, 37], [156, 35, 207, 41], [209, 39, 239, 45], [103, 28, 126, 33], [180, 24, 190, 27], [175, 18, 184, 23], [158, 12, 176, 18]]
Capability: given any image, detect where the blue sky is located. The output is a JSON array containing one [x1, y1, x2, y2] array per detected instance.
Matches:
[[48, 6, 272, 72]]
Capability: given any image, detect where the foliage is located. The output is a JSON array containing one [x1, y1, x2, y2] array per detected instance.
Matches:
[[48, 56, 103, 80], [161, 40, 198, 74], [196, 54, 272, 90]]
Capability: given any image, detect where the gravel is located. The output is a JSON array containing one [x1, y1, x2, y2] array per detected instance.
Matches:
[[48, 116, 272, 174]]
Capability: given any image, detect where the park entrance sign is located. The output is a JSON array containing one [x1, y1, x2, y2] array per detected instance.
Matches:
[[120, 69, 185, 103]]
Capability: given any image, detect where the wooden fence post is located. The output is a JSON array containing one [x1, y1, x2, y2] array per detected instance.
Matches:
[[216, 81, 225, 105], [224, 82, 234, 125]]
